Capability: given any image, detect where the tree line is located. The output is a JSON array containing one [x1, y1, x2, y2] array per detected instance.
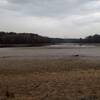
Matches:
[[79, 34, 100, 43], [0, 31, 71, 47], [0, 31, 99, 47], [0, 31, 52, 46]]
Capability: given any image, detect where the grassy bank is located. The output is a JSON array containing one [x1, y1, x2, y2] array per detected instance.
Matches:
[[0, 58, 100, 100]]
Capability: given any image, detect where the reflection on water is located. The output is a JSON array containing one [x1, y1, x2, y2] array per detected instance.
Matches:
[[47, 43, 97, 48]]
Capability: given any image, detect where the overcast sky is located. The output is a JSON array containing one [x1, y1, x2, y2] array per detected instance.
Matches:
[[0, 0, 100, 38]]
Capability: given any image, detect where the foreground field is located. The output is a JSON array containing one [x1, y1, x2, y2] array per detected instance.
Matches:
[[0, 58, 100, 100]]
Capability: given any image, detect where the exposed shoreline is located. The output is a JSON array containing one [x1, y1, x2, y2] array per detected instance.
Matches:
[[0, 44, 100, 60]]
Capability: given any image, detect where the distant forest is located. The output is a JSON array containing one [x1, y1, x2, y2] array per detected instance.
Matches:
[[79, 34, 100, 43], [0, 31, 74, 47], [0, 31, 100, 47]]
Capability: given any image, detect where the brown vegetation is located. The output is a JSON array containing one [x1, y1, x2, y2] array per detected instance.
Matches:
[[0, 58, 100, 100]]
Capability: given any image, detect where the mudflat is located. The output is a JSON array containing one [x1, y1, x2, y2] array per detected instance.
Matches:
[[0, 43, 100, 59]]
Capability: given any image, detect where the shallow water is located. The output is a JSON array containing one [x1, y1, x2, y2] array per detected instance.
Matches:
[[0, 43, 100, 59]]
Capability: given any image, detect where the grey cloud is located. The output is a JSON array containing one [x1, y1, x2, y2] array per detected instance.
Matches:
[[0, 0, 100, 38], [2, 0, 97, 17]]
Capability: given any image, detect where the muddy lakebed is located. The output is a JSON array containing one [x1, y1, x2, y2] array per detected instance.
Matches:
[[0, 43, 100, 59]]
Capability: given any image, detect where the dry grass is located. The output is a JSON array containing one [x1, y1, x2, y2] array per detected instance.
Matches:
[[0, 58, 100, 100]]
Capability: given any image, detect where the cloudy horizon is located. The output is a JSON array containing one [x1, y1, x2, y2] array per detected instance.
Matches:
[[0, 0, 100, 38]]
